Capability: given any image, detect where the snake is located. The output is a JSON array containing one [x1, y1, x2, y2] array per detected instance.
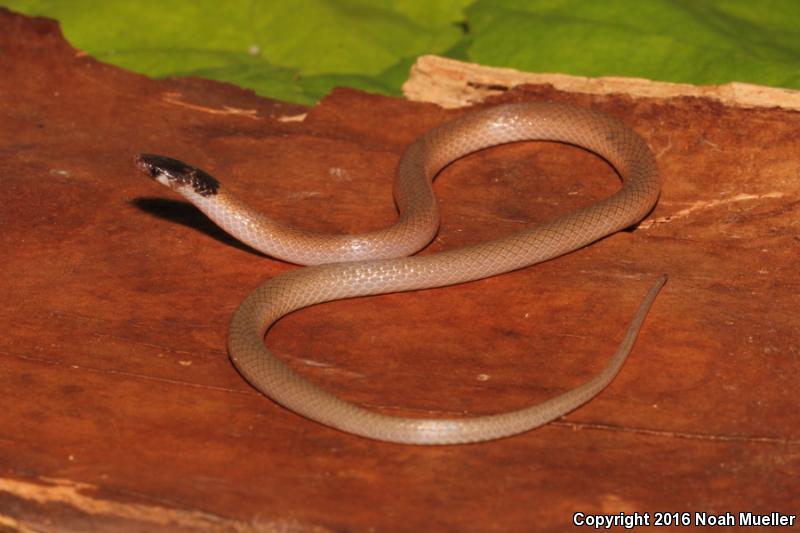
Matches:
[[135, 102, 665, 445]]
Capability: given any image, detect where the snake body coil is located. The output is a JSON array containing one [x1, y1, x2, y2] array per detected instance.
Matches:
[[136, 102, 664, 445]]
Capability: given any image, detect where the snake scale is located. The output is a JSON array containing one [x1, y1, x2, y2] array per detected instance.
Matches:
[[135, 102, 665, 444]]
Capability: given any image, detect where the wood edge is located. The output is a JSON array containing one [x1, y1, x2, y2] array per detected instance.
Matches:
[[402, 55, 800, 110]]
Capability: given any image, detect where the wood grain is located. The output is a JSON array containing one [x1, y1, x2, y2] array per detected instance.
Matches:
[[1, 7, 798, 532]]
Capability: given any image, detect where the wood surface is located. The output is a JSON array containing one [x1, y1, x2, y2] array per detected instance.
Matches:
[[1, 8, 798, 532]]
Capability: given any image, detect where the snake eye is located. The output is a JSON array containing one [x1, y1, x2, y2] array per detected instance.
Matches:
[[134, 154, 158, 178]]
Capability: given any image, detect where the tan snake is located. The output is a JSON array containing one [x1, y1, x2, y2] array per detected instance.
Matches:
[[135, 102, 665, 445]]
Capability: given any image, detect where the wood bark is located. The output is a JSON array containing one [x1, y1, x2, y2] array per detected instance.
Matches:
[[1, 8, 798, 532]]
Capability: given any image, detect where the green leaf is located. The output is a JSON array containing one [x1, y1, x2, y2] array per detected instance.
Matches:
[[4, 0, 800, 103], [3, 0, 471, 104], [465, 0, 800, 88]]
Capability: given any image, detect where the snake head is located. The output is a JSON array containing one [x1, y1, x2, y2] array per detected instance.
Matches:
[[135, 154, 220, 197]]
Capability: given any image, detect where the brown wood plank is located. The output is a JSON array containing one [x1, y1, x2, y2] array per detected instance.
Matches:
[[1, 8, 798, 532]]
